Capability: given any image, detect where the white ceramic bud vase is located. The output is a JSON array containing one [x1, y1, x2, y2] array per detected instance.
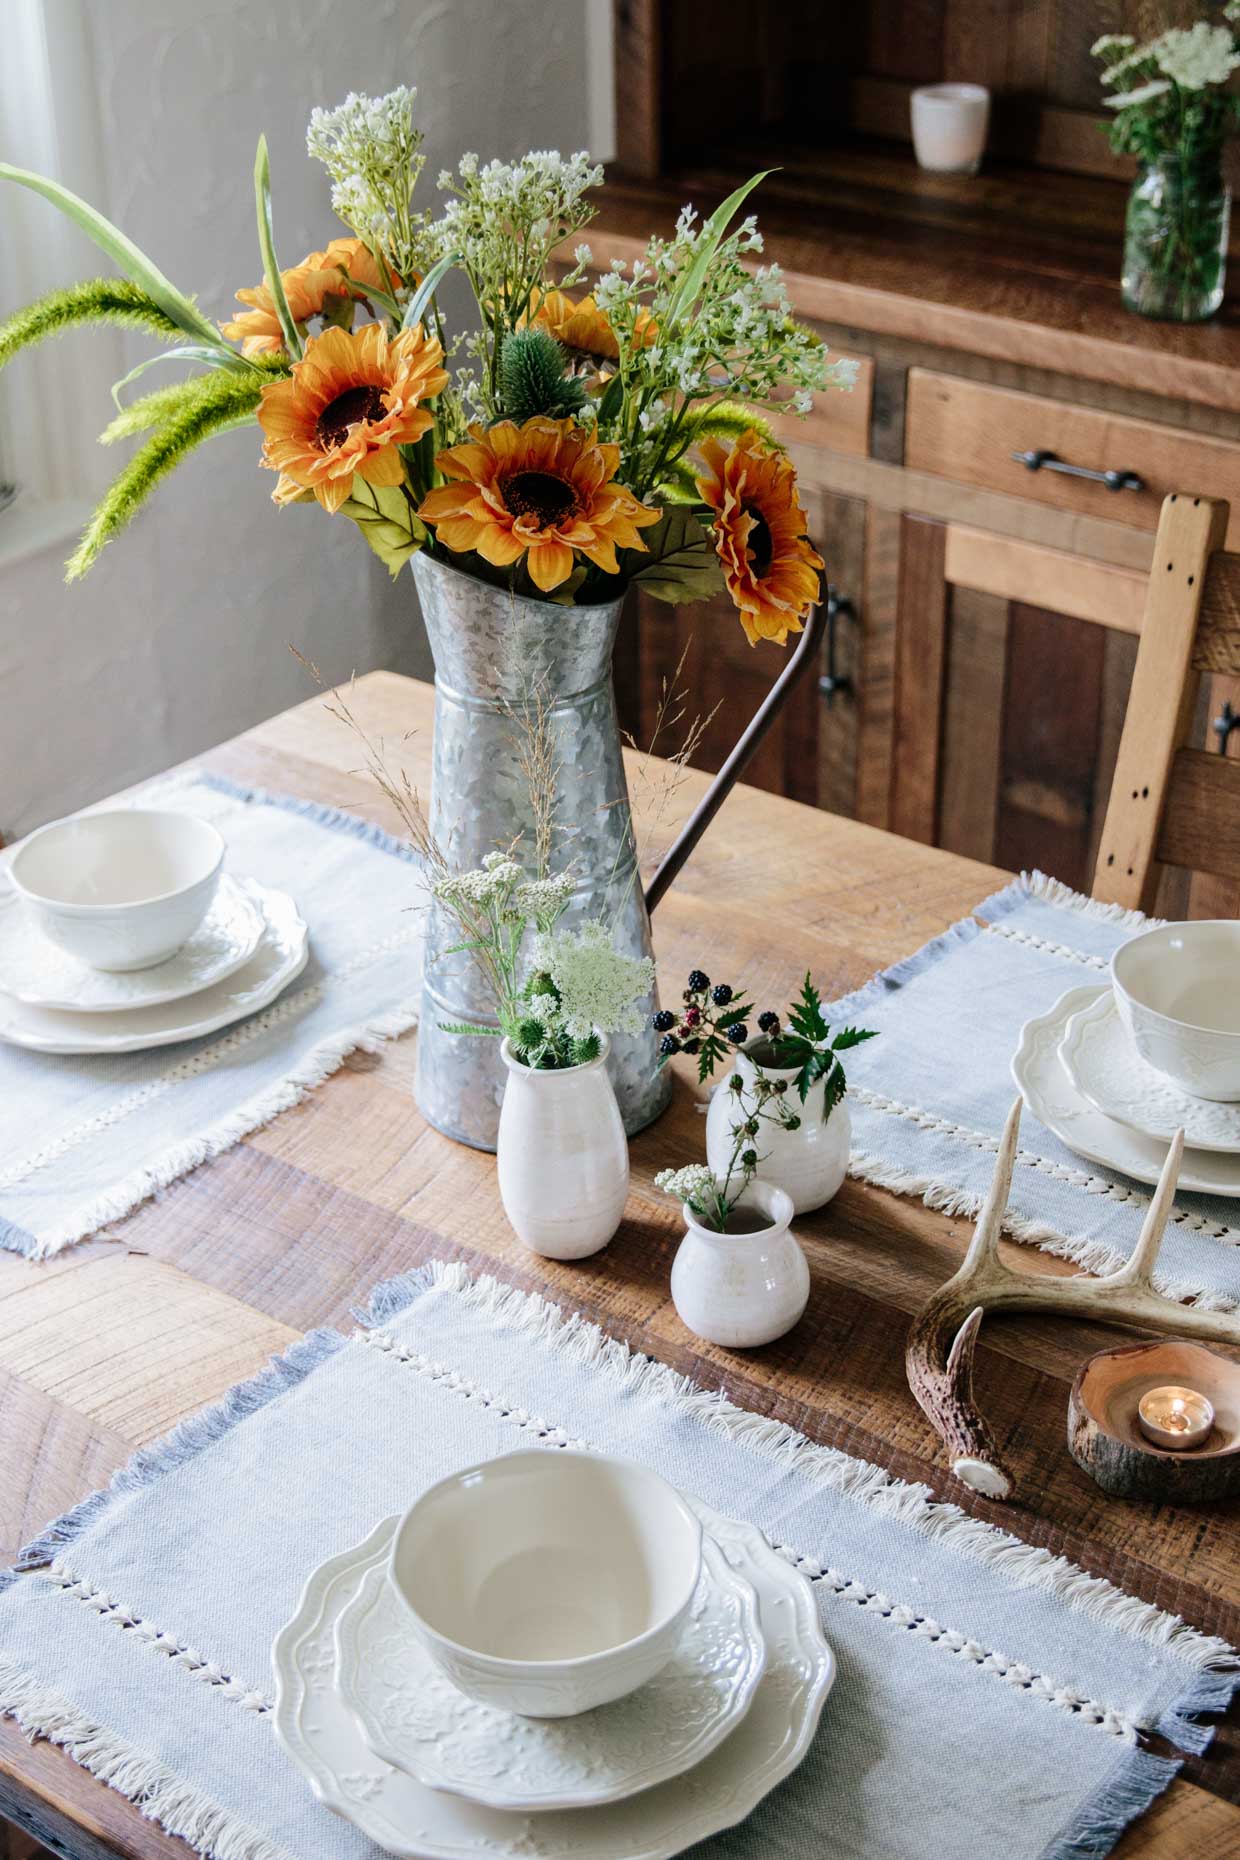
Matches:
[[496, 1036, 629, 1259], [705, 1040, 850, 1215], [670, 1181, 809, 1349]]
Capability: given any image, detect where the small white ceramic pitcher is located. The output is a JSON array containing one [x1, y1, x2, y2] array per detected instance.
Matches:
[[670, 1180, 809, 1349], [706, 1041, 850, 1214], [496, 1036, 629, 1259]]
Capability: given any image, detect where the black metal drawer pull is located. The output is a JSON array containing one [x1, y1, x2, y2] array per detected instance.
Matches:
[[1012, 448, 1144, 494], [817, 585, 854, 708]]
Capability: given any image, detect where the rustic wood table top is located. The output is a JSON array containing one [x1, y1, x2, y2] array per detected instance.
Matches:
[[1, 671, 1237, 1860]]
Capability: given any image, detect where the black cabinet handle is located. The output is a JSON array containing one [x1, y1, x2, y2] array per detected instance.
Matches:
[[817, 585, 854, 708], [1012, 448, 1144, 494]]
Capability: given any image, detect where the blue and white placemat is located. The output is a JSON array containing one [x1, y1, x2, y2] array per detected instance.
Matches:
[[833, 873, 1240, 1311], [1, 1259, 1235, 1860], [0, 773, 425, 1260]]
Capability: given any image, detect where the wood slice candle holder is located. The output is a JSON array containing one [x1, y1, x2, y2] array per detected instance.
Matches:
[[1067, 1339, 1240, 1503]]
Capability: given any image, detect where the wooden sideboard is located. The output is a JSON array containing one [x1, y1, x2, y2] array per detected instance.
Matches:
[[588, 1, 1240, 916], [588, 152, 1240, 919]]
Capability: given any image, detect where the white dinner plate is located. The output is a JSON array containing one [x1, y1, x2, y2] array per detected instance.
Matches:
[[336, 1523, 766, 1813], [0, 886, 307, 1054], [272, 1499, 835, 1860], [1012, 985, 1240, 1198], [0, 872, 266, 1013], [1060, 988, 1240, 1156]]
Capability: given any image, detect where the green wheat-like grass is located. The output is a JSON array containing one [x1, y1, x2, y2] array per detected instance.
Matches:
[[67, 371, 273, 581], [0, 279, 189, 369]]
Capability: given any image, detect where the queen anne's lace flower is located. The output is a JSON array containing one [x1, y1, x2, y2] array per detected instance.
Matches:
[[534, 920, 655, 1039], [1154, 21, 1240, 89], [654, 1164, 716, 1207]]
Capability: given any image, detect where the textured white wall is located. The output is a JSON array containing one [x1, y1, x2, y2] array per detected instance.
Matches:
[[0, 0, 601, 836]]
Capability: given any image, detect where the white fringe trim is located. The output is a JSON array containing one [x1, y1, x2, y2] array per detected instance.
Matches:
[[403, 1262, 1239, 1683], [17, 998, 419, 1260], [0, 1655, 296, 1860], [1019, 871, 1166, 933]]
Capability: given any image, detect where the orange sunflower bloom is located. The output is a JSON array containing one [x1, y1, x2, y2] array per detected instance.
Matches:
[[696, 432, 824, 647], [419, 417, 661, 593], [526, 288, 656, 370], [257, 321, 448, 514], [221, 239, 399, 355]]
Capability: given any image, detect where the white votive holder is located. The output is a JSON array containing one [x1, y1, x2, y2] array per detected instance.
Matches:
[[911, 83, 990, 176]]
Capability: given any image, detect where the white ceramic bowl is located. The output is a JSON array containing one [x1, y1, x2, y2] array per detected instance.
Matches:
[[389, 1450, 703, 1717], [1112, 921, 1240, 1102], [9, 809, 225, 972]]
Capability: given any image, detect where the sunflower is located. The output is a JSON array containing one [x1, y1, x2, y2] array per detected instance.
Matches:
[[221, 238, 399, 356], [257, 321, 448, 514], [419, 416, 661, 592], [695, 432, 824, 647], [526, 288, 656, 372]]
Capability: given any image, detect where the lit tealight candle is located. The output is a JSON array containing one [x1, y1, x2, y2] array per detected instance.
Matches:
[[1136, 1385, 1215, 1452]]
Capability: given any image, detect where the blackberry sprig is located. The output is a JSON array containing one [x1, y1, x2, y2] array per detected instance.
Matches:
[[654, 968, 755, 1083]]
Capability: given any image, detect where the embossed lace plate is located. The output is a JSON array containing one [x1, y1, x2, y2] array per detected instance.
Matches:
[[336, 1526, 766, 1811], [1061, 989, 1240, 1155], [272, 1501, 835, 1860], [1012, 986, 1240, 1197], [0, 873, 265, 1012], [0, 887, 308, 1055]]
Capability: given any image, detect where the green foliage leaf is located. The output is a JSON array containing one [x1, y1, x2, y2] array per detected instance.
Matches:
[[830, 1026, 879, 1053], [340, 480, 426, 577], [0, 166, 225, 347], [549, 565, 588, 606], [663, 171, 772, 334], [109, 343, 257, 412], [253, 136, 301, 358], [402, 250, 460, 331], [786, 972, 828, 1045], [629, 508, 724, 604]]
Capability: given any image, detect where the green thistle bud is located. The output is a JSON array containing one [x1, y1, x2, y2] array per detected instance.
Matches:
[[497, 328, 588, 423]]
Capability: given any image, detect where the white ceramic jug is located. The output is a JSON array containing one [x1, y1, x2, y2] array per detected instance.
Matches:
[[496, 1036, 629, 1258], [670, 1180, 809, 1349], [706, 1042, 850, 1215]]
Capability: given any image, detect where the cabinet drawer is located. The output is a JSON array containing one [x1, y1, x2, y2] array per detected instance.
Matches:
[[905, 369, 1240, 550]]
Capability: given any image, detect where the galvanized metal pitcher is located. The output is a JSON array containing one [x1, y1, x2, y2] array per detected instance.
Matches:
[[412, 550, 672, 1151]]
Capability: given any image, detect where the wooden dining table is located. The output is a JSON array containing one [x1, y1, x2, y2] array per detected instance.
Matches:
[[1, 669, 1237, 1860]]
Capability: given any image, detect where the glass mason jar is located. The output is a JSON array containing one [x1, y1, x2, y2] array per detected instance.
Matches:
[[1122, 148, 1230, 323]]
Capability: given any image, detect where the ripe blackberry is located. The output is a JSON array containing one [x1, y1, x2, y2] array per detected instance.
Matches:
[[652, 1009, 675, 1032], [725, 1021, 749, 1045], [711, 983, 733, 1006], [757, 1010, 780, 1034], [659, 1033, 681, 1057], [687, 969, 709, 993]]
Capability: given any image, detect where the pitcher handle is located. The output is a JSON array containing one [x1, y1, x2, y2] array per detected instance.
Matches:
[[644, 574, 830, 915]]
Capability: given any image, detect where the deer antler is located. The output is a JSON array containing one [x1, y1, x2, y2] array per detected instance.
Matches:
[[905, 1098, 1240, 1501]]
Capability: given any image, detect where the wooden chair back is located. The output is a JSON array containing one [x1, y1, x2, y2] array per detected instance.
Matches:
[[1093, 493, 1240, 915]]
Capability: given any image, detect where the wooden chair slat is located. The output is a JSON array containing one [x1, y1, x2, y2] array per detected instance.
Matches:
[[1156, 748, 1240, 882], [1093, 494, 1229, 913], [1196, 553, 1240, 677]]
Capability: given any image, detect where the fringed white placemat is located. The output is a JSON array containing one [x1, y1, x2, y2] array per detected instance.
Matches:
[[832, 872, 1240, 1311], [0, 1260, 1235, 1860], [0, 772, 425, 1258]]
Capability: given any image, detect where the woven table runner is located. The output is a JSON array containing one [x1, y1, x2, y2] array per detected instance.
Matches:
[[0, 773, 425, 1259], [1, 1260, 1235, 1860], [831, 873, 1240, 1311]]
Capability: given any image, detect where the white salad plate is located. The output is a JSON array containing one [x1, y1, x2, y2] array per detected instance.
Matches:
[[273, 1500, 835, 1860], [336, 1523, 766, 1812], [1012, 986, 1240, 1198], [0, 886, 307, 1055], [0, 872, 266, 1012], [1060, 988, 1240, 1156]]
